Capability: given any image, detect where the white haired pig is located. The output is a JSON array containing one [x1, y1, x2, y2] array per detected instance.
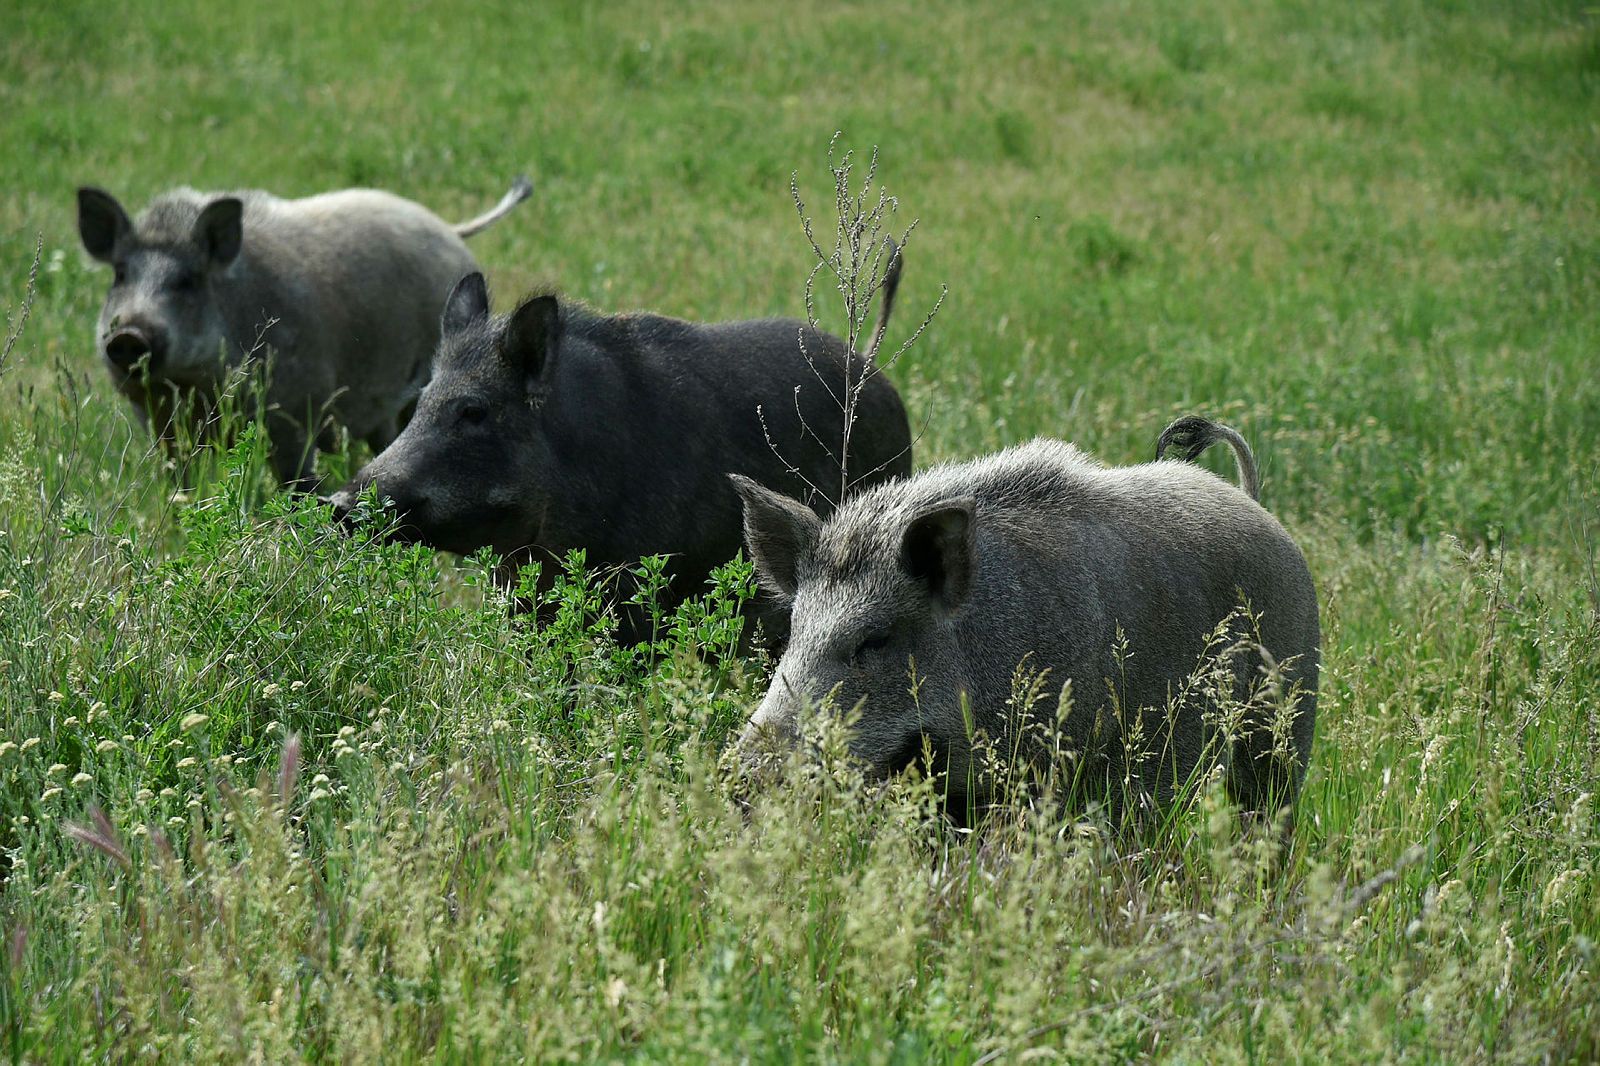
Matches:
[[732, 416, 1319, 823], [77, 176, 532, 488]]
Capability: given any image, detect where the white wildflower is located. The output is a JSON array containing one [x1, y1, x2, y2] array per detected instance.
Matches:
[[1415, 731, 1448, 797], [1543, 869, 1584, 914], [1565, 792, 1593, 838]]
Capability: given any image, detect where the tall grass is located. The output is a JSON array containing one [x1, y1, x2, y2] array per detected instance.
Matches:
[[3, 0, 1598, 1059]]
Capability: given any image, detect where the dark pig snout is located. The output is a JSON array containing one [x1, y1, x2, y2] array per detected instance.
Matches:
[[324, 476, 427, 540], [322, 489, 360, 529], [104, 325, 165, 370]]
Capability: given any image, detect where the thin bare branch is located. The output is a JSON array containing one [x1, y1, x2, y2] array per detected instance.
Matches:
[[792, 387, 842, 468], [849, 395, 935, 491], [0, 234, 42, 380], [773, 137, 943, 507], [756, 401, 827, 505]]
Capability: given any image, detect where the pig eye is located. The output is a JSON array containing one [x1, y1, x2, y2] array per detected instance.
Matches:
[[170, 271, 199, 293], [112, 264, 128, 285], [851, 631, 892, 664], [459, 401, 489, 425]]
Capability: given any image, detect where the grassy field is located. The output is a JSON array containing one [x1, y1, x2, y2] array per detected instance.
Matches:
[[2, 0, 1598, 1060]]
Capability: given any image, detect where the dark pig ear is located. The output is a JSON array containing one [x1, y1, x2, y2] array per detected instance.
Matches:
[[77, 187, 132, 262], [900, 497, 976, 612], [729, 474, 821, 601], [442, 272, 491, 335], [194, 197, 244, 267], [503, 293, 560, 381]]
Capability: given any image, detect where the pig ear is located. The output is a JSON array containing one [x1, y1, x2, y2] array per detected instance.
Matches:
[[503, 293, 560, 381], [729, 474, 820, 600], [77, 187, 132, 262], [194, 198, 243, 268], [900, 497, 976, 612], [442, 272, 491, 336]]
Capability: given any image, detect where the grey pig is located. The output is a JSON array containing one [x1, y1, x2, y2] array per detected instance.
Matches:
[[77, 176, 533, 488], [327, 265, 913, 644], [731, 416, 1319, 823]]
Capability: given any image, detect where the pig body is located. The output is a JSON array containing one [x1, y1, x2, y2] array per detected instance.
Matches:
[[732, 419, 1319, 821], [77, 178, 532, 488], [329, 272, 913, 642]]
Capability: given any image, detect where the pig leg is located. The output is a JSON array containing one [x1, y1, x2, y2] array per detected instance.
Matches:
[[142, 386, 212, 492], [266, 409, 320, 493], [494, 553, 555, 615], [1222, 624, 1316, 851], [136, 390, 186, 484], [1224, 692, 1306, 853]]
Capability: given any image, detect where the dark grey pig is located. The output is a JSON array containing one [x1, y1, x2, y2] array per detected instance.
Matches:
[[731, 417, 1319, 823], [328, 269, 913, 642], [77, 177, 532, 488]]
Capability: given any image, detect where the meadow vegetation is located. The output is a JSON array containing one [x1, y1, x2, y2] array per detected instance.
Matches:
[[2, 0, 1597, 1060]]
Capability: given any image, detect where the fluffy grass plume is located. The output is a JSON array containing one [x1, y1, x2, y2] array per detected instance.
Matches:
[[3, 0, 1598, 1060]]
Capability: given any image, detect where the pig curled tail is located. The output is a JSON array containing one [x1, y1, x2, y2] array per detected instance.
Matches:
[[1155, 415, 1260, 501]]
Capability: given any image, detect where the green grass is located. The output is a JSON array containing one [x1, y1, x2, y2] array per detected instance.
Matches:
[[2, 0, 1598, 1060]]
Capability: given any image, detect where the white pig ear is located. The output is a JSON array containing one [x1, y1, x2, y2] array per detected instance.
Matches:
[[77, 187, 132, 262], [442, 272, 490, 336], [729, 474, 820, 600], [900, 497, 976, 612], [194, 198, 243, 268], [503, 293, 560, 382]]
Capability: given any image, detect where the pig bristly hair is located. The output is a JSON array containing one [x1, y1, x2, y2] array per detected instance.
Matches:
[[802, 439, 1101, 580]]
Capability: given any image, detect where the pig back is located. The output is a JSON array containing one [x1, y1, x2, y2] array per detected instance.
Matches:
[[536, 313, 913, 592], [239, 190, 480, 438], [947, 451, 1318, 803]]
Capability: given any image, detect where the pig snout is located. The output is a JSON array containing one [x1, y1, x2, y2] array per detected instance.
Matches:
[[104, 324, 167, 371], [324, 474, 427, 540], [325, 484, 404, 527], [322, 488, 362, 529], [735, 674, 804, 769]]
